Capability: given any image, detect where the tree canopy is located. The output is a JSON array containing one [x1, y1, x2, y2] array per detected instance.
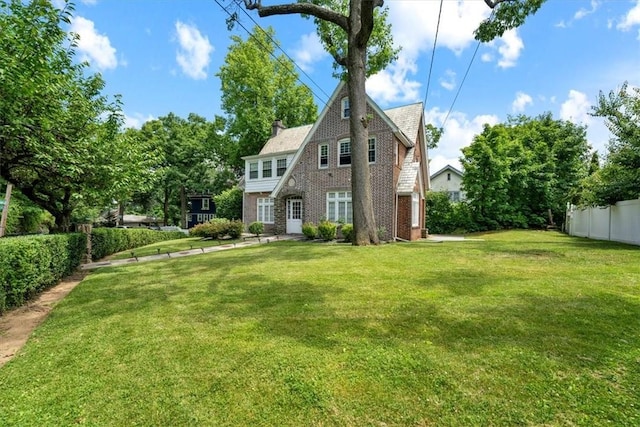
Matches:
[[217, 25, 318, 169], [581, 82, 640, 205], [461, 113, 590, 229], [0, 0, 146, 230]]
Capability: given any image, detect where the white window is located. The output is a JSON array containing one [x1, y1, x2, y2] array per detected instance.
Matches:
[[276, 158, 287, 177], [449, 191, 460, 202], [197, 214, 203, 222], [327, 191, 352, 223], [262, 160, 272, 178], [339, 140, 351, 166], [341, 97, 350, 119], [319, 144, 328, 169], [395, 142, 399, 165], [202, 198, 210, 211], [368, 137, 376, 163], [257, 198, 274, 223], [249, 162, 258, 179], [412, 193, 420, 228]]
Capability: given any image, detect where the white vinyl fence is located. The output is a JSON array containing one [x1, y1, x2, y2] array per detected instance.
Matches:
[[566, 199, 640, 246]]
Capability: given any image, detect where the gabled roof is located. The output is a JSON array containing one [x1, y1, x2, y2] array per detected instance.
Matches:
[[430, 164, 463, 180], [271, 81, 427, 197], [259, 124, 313, 156], [384, 103, 424, 147]]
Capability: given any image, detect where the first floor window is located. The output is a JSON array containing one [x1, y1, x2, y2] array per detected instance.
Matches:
[[197, 214, 203, 222], [257, 198, 274, 223], [339, 140, 351, 166], [276, 158, 287, 176], [327, 191, 352, 223], [249, 162, 258, 179], [412, 193, 420, 227]]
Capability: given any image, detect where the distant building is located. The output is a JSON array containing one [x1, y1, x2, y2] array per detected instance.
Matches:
[[430, 165, 465, 202], [187, 194, 216, 228]]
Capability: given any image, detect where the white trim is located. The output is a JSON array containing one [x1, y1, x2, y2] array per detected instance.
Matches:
[[257, 197, 274, 224], [202, 198, 210, 211], [338, 139, 351, 166]]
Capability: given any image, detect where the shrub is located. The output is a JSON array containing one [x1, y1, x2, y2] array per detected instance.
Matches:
[[188, 218, 244, 239], [248, 221, 264, 237], [302, 222, 318, 240], [227, 220, 245, 239], [214, 188, 243, 220], [341, 223, 354, 242], [317, 220, 337, 241], [0, 234, 86, 313], [91, 228, 186, 260]]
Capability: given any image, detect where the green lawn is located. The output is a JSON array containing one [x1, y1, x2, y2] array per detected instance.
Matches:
[[1, 231, 639, 426]]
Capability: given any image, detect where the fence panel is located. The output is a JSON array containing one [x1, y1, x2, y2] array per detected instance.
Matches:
[[567, 199, 640, 246]]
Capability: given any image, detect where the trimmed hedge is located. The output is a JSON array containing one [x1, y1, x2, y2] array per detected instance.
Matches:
[[189, 218, 244, 239], [0, 234, 86, 313], [90, 228, 187, 261]]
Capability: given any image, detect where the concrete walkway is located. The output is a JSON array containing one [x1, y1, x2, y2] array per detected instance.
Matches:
[[81, 235, 301, 270]]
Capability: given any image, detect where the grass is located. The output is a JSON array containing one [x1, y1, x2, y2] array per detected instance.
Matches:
[[107, 236, 244, 260], [1, 230, 639, 426]]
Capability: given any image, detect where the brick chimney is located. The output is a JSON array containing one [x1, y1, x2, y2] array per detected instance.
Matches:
[[271, 119, 285, 137]]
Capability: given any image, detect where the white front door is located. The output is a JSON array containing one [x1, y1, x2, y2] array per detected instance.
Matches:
[[286, 199, 303, 234]]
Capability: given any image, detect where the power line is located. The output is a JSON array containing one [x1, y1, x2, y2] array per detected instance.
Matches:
[[422, 0, 444, 108], [213, 0, 331, 109], [441, 39, 481, 129]]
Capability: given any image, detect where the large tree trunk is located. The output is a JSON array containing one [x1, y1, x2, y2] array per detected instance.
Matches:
[[348, 1, 378, 245]]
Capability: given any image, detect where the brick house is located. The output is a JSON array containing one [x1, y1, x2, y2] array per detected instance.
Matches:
[[243, 82, 430, 241]]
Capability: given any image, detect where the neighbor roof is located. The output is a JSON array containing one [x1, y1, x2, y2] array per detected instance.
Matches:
[[259, 124, 313, 156], [430, 164, 463, 179]]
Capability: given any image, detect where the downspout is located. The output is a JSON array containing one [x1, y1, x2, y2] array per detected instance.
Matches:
[[394, 192, 398, 241]]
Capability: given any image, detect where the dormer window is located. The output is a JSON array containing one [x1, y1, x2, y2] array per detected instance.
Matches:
[[341, 97, 350, 119], [249, 162, 258, 179]]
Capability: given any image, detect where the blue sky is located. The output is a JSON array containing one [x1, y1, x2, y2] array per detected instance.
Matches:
[[58, 0, 640, 173]]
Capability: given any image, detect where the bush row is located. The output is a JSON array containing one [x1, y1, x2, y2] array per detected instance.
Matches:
[[302, 221, 355, 242], [91, 228, 187, 261], [189, 218, 244, 239], [0, 234, 86, 313]]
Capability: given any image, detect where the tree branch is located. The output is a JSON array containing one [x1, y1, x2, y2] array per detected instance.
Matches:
[[244, 0, 348, 31], [484, 0, 516, 8]]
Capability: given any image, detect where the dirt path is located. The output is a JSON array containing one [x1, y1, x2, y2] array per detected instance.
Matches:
[[0, 272, 88, 367]]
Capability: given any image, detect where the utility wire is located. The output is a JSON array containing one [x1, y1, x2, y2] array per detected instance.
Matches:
[[422, 0, 444, 108], [213, 0, 331, 109]]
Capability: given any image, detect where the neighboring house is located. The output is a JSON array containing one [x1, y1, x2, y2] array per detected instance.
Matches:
[[187, 194, 216, 229], [243, 82, 430, 241], [430, 165, 465, 202]]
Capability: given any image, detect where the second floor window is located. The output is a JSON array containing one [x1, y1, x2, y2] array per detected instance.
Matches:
[[202, 198, 210, 211], [339, 140, 351, 166], [249, 162, 258, 179], [319, 144, 328, 168], [263, 160, 272, 178], [276, 158, 287, 176]]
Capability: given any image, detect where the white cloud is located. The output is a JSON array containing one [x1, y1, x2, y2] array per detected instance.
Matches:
[[375, 1, 491, 103], [617, 0, 640, 36], [574, 0, 600, 20], [512, 92, 533, 113], [439, 70, 456, 91], [175, 21, 213, 80], [480, 52, 493, 62], [70, 16, 118, 70], [124, 113, 155, 129], [496, 29, 524, 68], [367, 56, 421, 104], [425, 107, 499, 172], [291, 32, 329, 72], [560, 90, 591, 124]]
